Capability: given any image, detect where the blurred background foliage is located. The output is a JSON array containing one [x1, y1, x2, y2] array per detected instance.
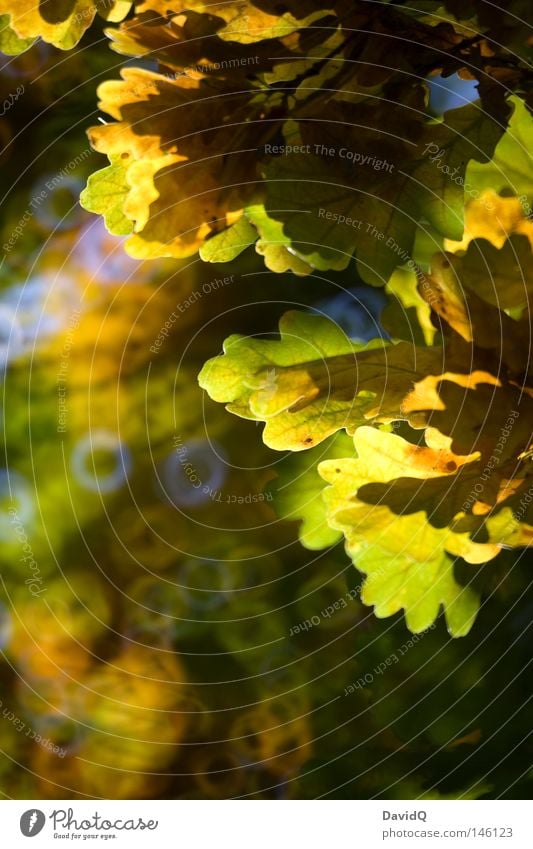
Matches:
[[0, 21, 531, 801]]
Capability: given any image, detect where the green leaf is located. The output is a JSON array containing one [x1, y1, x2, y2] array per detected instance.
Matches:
[[211, 4, 333, 45], [199, 216, 257, 263], [198, 309, 446, 451], [409, 102, 508, 242], [0, 0, 131, 50], [80, 156, 134, 237], [260, 103, 504, 285], [245, 205, 314, 275], [319, 427, 487, 635], [264, 152, 414, 283], [0, 14, 35, 54], [269, 432, 354, 549], [382, 266, 436, 345], [467, 96, 533, 199]]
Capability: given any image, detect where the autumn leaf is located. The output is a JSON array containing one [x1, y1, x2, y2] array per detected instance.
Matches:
[[83, 0, 512, 274], [136, 0, 330, 44], [317, 411, 533, 635], [199, 215, 257, 264], [259, 102, 505, 285], [198, 309, 503, 451], [445, 191, 533, 253], [0, 13, 35, 53], [0, 0, 131, 50], [467, 97, 533, 200], [407, 102, 510, 241], [319, 427, 488, 635], [86, 68, 263, 258], [245, 204, 314, 275], [444, 235, 533, 312], [80, 155, 134, 237], [382, 266, 436, 346], [263, 152, 417, 283], [200, 226, 533, 637], [419, 250, 533, 374]]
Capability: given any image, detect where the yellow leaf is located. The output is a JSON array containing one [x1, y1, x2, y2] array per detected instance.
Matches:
[[2, 0, 131, 49], [87, 68, 261, 257], [445, 190, 533, 251]]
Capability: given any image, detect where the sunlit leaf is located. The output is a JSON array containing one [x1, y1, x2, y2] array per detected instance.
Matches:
[[245, 205, 314, 275], [199, 310, 454, 451], [319, 428, 487, 635], [85, 4, 510, 275], [86, 68, 263, 258], [0, 13, 35, 53], [467, 97, 533, 199], [382, 267, 436, 346], [80, 155, 134, 237], [199, 215, 257, 263], [1, 0, 131, 50], [137, 0, 331, 44], [445, 190, 533, 252]]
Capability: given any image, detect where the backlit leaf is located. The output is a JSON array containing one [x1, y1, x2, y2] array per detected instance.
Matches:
[[0, 0, 132, 50], [319, 428, 486, 635], [269, 432, 354, 549], [80, 155, 134, 237], [198, 310, 452, 451], [0, 13, 35, 53]]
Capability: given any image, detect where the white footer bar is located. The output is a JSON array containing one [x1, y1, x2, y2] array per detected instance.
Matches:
[[2, 800, 529, 848]]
